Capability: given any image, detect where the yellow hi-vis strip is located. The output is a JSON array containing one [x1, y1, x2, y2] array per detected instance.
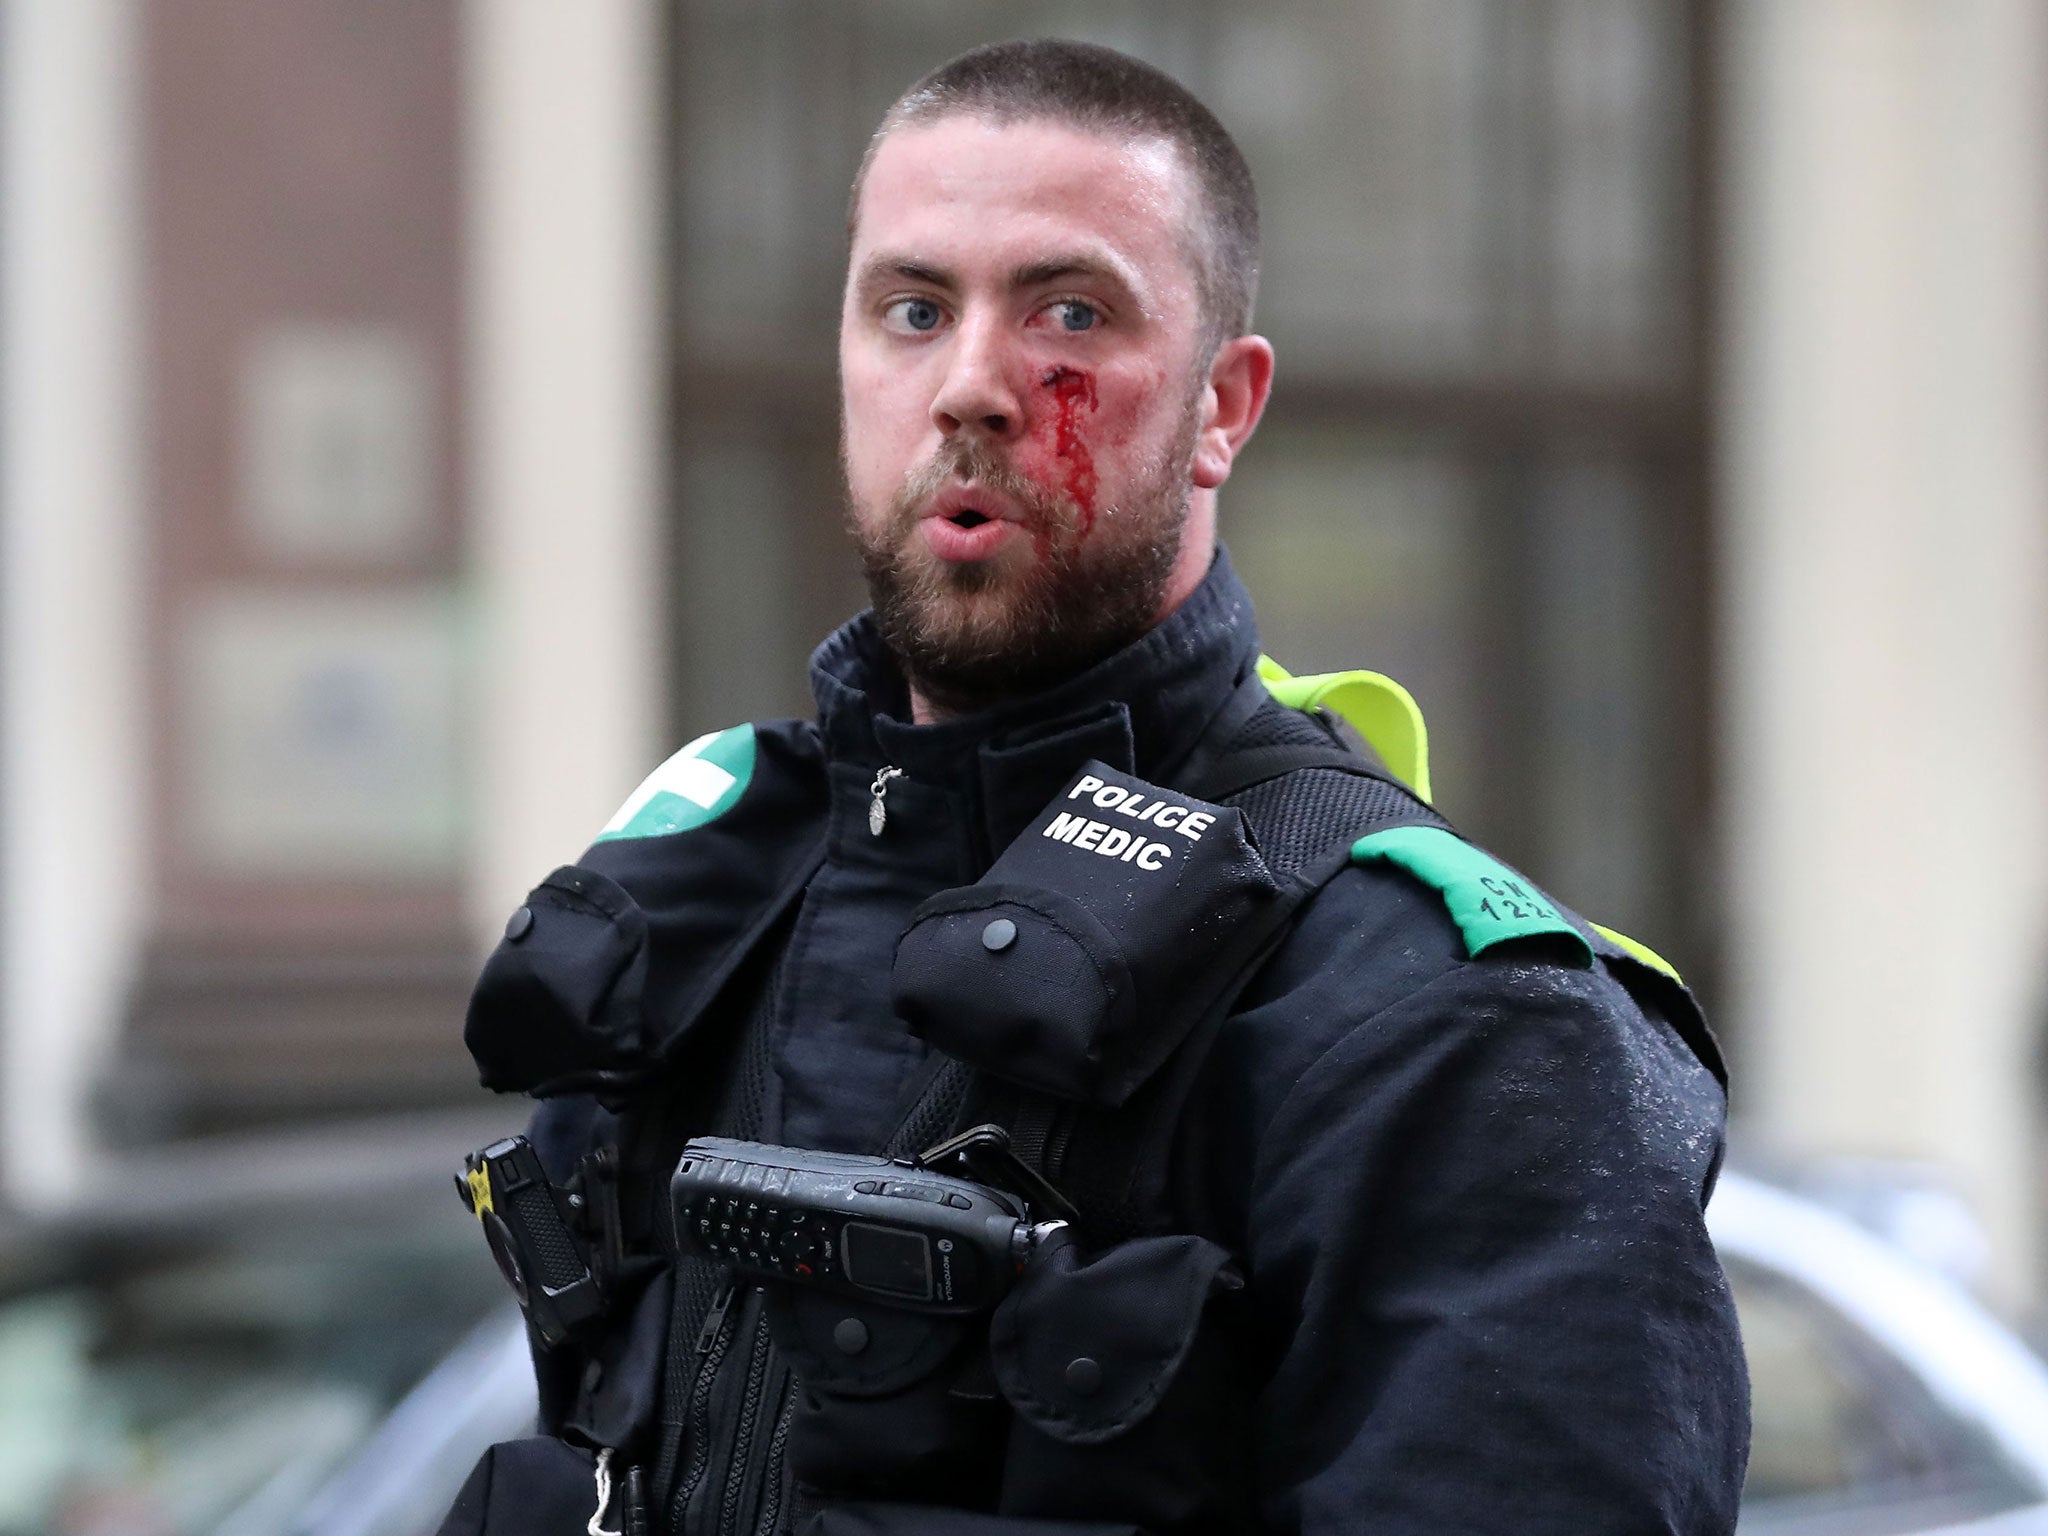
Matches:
[[1258, 656, 1433, 804], [1591, 923, 1684, 984]]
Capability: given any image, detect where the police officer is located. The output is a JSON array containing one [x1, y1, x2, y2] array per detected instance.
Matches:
[[444, 38, 1748, 1536]]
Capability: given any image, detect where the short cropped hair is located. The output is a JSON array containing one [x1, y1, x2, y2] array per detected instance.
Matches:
[[850, 39, 1260, 357]]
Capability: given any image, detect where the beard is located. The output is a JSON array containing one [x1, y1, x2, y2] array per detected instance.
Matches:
[[845, 394, 1201, 717]]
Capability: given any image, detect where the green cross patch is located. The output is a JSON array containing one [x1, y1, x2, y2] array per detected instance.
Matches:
[[595, 724, 755, 842]]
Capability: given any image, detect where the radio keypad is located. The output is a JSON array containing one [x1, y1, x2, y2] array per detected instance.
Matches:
[[685, 1193, 841, 1279]]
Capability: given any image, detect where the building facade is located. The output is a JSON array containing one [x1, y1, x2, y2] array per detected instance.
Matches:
[[3, 0, 2044, 1304]]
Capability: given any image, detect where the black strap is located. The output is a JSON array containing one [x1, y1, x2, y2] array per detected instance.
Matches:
[[1183, 741, 1391, 803]]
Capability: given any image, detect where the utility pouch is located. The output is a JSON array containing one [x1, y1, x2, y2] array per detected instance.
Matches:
[[560, 1263, 674, 1459], [893, 761, 1290, 1107], [763, 1288, 1006, 1505], [989, 1230, 1244, 1529], [466, 866, 652, 1097]]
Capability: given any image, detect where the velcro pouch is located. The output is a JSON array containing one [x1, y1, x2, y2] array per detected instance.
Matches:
[[891, 761, 1289, 1106], [764, 1290, 1004, 1502], [988, 1231, 1244, 1529], [989, 1230, 1236, 1445], [465, 865, 651, 1097], [765, 1288, 971, 1401]]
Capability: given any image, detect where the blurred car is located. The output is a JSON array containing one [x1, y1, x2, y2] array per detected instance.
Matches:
[[282, 1167, 2048, 1536], [0, 1111, 515, 1536], [1713, 1173, 2048, 1535]]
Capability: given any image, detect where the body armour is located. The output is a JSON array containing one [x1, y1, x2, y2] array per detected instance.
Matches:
[[445, 551, 1749, 1536]]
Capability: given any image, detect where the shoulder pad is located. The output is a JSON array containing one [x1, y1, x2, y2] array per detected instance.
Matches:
[[1350, 825, 1592, 965], [1587, 927, 1728, 1090]]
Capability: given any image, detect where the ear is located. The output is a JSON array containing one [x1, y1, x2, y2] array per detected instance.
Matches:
[[1191, 334, 1275, 491]]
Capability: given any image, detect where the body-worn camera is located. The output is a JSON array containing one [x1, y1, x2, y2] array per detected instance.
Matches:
[[457, 1136, 607, 1346], [671, 1135, 1065, 1314]]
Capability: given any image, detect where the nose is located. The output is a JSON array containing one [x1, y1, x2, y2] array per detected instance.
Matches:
[[929, 313, 1023, 442]]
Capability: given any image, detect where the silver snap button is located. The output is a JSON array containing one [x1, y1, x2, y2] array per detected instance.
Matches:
[[981, 918, 1018, 952]]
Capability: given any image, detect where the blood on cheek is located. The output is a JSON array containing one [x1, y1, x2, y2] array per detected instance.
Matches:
[[1035, 365, 1100, 540]]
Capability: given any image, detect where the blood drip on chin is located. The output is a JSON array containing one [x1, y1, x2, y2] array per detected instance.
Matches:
[[1038, 366, 1100, 554]]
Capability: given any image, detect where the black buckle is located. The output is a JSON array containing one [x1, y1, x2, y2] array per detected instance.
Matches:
[[915, 1122, 1080, 1225]]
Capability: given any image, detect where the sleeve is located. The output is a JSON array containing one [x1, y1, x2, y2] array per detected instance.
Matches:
[[1243, 955, 1749, 1536]]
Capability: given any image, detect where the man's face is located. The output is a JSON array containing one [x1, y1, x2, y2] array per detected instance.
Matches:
[[840, 115, 1211, 714]]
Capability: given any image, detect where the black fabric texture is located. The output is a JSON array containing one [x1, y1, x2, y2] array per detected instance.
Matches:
[[562, 1263, 675, 1457], [465, 865, 650, 1095], [1589, 927, 1730, 1092], [893, 884, 1132, 1106], [989, 1234, 1247, 1530], [990, 1229, 1234, 1442], [1230, 767, 1437, 873], [766, 1289, 1004, 1501], [767, 1289, 972, 1400]]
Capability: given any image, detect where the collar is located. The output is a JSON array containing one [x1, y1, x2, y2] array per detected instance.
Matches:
[[808, 547, 1262, 856]]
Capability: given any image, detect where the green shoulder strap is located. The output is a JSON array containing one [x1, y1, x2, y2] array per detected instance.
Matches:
[[1257, 656, 1433, 802], [1351, 825, 1592, 965]]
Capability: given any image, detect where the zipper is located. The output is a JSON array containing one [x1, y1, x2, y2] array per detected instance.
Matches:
[[867, 765, 905, 836], [718, 1293, 774, 1535], [669, 1281, 739, 1532], [751, 1370, 797, 1536]]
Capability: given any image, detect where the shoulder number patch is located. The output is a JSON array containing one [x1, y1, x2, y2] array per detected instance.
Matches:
[[1351, 825, 1591, 965], [595, 724, 756, 842]]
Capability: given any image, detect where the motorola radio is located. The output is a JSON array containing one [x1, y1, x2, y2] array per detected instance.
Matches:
[[670, 1125, 1070, 1314]]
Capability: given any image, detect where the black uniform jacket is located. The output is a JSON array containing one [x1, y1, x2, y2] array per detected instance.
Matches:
[[451, 551, 1749, 1536]]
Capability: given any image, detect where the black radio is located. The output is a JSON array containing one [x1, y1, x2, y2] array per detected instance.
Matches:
[[671, 1135, 1065, 1314]]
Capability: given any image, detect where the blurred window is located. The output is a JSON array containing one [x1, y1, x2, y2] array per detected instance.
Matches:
[[1729, 1257, 2041, 1535], [667, 0, 1713, 973]]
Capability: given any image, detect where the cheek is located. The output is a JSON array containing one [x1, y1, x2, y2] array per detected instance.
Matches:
[[1016, 364, 1173, 529], [841, 370, 929, 494]]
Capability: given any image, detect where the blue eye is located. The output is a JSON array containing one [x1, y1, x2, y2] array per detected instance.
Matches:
[[1055, 300, 1099, 332], [886, 297, 943, 333]]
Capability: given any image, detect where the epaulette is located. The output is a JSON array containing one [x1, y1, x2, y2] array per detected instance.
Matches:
[[1349, 825, 1593, 965]]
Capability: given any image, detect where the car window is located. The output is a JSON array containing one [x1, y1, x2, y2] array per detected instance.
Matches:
[[1731, 1257, 2041, 1535]]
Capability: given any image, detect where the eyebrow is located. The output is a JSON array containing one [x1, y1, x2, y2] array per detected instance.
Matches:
[[852, 251, 1144, 302], [1008, 253, 1134, 293], [853, 255, 955, 293]]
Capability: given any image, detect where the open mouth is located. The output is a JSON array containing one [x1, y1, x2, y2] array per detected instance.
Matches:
[[947, 508, 992, 529]]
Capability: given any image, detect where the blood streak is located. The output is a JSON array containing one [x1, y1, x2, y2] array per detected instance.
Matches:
[[1040, 365, 1100, 538]]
